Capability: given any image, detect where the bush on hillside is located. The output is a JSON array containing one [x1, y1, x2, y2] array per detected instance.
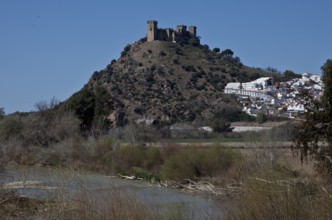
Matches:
[[0, 115, 23, 142]]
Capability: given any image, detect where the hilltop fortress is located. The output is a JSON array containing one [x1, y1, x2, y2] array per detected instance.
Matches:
[[147, 20, 197, 43]]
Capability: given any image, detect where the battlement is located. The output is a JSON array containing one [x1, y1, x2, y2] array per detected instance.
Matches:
[[147, 20, 197, 43]]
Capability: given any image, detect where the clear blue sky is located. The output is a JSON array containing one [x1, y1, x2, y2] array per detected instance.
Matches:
[[1, 0, 331, 113]]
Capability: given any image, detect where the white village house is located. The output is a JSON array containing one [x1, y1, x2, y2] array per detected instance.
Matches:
[[224, 73, 323, 118], [224, 77, 274, 101]]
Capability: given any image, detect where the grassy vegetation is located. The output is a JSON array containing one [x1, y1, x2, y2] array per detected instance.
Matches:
[[2, 136, 332, 219], [46, 188, 159, 220], [222, 163, 332, 220], [0, 190, 46, 219], [1, 109, 331, 219], [1, 139, 332, 219], [161, 146, 242, 182]]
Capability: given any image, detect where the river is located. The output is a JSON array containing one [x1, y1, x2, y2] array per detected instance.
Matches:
[[0, 165, 222, 219]]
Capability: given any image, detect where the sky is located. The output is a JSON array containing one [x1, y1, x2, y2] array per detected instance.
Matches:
[[1, 0, 331, 114]]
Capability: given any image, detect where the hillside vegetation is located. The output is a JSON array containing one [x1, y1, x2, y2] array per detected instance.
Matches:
[[61, 38, 295, 132]]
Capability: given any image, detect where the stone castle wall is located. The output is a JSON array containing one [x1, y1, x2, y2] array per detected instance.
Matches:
[[147, 20, 197, 42]]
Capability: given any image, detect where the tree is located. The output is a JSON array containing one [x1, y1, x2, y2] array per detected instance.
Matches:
[[0, 107, 4, 119], [293, 59, 332, 175], [234, 56, 241, 63], [213, 47, 220, 53], [35, 100, 48, 113], [221, 49, 234, 57], [93, 86, 113, 134], [211, 119, 232, 133], [68, 89, 96, 131], [266, 66, 279, 73], [322, 60, 332, 118], [256, 112, 267, 124]]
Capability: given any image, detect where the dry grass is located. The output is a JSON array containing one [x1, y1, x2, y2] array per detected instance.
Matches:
[[0, 188, 48, 219], [37, 188, 158, 220], [0, 190, 142, 220], [222, 167, 332, 220], [219, 130, 332, 220]]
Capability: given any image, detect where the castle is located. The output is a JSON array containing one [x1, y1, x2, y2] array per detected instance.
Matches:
[[147, 20, 197, 43]]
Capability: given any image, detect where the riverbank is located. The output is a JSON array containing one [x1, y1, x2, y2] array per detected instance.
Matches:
[[1, 126, 331, 219], [1, 165, 222, 219], [1, 141, 332, 220]]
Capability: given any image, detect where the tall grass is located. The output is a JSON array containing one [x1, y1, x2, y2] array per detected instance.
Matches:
[[221, 129, 332, 220], [38, 187, 158, 220], [223, 167, 332, 220]]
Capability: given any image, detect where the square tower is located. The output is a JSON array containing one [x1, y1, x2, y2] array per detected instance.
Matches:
[[176, 25, 187, 35], [147, 20, 158, 42], [189, 26, 197, 37]]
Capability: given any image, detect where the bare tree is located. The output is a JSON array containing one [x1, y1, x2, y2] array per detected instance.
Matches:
[[34, 100, 48, 113], [35, 97, 60, 113], [49, 97, 60, 109]]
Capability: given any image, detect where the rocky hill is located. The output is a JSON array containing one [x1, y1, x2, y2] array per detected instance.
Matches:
[[64, 38, 289, 129]]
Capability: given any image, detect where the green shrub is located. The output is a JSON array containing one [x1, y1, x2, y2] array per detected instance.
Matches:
[[213, 47, 220, 53], [93, 137, 113, 167], [130, 166, 161, 181], [182, 65, 196, 72], [161, 145, 242, 181], [161, 149, 196, 181], [121, 44, 131, 56], [173, 59, 180, 64], [211, 119, 232, 133], [0, 115, 23, 141], [110, 145, 164, 176], [256, 112, 267, 123], [111, 146, 145, 173], [45, 153, 61, 166], [144, 147, 163, 171]]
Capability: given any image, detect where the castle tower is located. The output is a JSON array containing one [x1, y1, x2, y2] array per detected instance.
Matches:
[[176, 25, 187, 35], [189, 26, 197, 37], [147, 20, 158, 42]]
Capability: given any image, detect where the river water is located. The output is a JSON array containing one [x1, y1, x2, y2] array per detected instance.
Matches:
[[0, 166, 222, 219]]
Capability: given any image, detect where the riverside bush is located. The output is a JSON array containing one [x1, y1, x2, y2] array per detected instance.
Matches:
[[111, 146, 146, 173], [108, 144, 242, 182], [161, 145, 242, 182], [110, 145, 164, 178]]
